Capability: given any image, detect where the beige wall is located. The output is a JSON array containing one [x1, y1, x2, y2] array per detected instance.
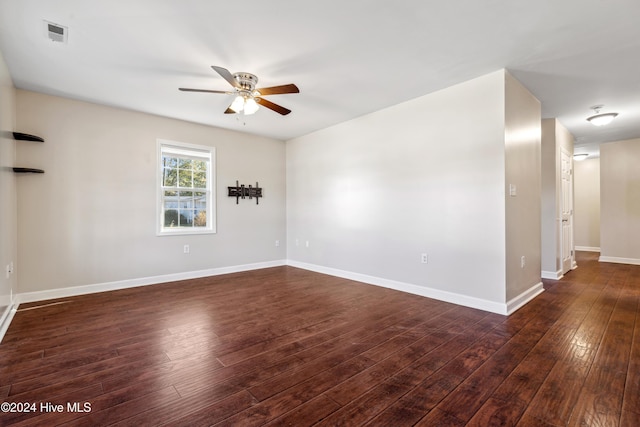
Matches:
[[10, 69, 545, 315], [16, 90, 287, 294], [540, 118, 574, 278], [540, 119, 557, 274], [0, 50, 16, 318], [504, 72, 542, 301], [600, 138, 640, 263], [573, 158, 600, 250]]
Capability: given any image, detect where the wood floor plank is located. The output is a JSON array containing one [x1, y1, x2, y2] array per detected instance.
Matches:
[[622, 292, 640, 418], [7, 351, 170, 398], [522, 262, 628, 426], [1, 347, 120, 385], [1, 254, 638, 426], [568, 271, 639, 426], [4, 383, 104, 426], [620, 409, 640, 427], [433, 327, 544, 423], [172, 353, 304, 401], [152, 391, 258, 427], [264, 395, 340, 427], [58, 385, 181, 427], [353, 317, 508, 425], [315, 381, 413, 427], [414, 406, 467, 426], [466, 397, 527, 427]]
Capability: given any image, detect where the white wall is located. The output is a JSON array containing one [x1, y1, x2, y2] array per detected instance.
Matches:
[[573, 158, 600, 251], [540, 118, 574, 278], [16, 90, 287, 295], [600, 138, 640, 264], [0, 50, 17, 325], [504, 72, 542, 301], [287, 70, 541, 313]]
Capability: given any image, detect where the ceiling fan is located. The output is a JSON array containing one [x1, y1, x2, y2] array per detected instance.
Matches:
[[179, 66, 299, 116]]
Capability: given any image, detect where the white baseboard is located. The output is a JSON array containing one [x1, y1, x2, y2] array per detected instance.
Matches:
[[0, 304, 18, 343], [541, 270, 563, 280], [506, 282, 544, 315], [4, 257, 547, 340], [16, 260, 287, 305], [599, 256, 640, 266], [575, 246, 600, 252], [286, 260, 543, 316]]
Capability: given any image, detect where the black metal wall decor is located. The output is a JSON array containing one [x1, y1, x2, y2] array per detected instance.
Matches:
[[228, 181, 263, 204]]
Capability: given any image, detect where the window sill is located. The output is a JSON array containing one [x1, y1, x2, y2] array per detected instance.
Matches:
[[157, 228, 216, 237]]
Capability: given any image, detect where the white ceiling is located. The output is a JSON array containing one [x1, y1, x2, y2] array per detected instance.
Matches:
[[1, 0, 639, 150]]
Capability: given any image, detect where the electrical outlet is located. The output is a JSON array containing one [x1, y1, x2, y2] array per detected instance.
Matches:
[[305, 240, 310, 248], [521, 256, 525, 268], [184, 244, 190, 254], [275, 240, 280, 247], [421, 253, 428, 264]]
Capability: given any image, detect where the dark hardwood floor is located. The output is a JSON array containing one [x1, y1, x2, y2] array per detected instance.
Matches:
[[1, 251, 639, 426]]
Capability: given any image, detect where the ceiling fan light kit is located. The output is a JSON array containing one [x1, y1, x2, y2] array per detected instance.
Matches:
[[230, 94, 259, 115], [179, 66, 299, 116], [586, 105, 618, 126]]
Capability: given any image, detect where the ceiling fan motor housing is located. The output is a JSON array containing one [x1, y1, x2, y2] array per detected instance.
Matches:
[[234, 72, 258, 92]]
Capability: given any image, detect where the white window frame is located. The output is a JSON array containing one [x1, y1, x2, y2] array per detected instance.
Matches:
[[157, 139, 216, 236]]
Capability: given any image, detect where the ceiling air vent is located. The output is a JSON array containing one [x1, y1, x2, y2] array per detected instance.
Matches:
[[44, 21, 68, 43]]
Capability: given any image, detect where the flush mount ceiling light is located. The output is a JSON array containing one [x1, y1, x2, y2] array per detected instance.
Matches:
[[573, 153, 589, 161], [586, 105, 618, 126]]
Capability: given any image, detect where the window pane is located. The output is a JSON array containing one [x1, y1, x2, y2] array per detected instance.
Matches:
[[178, 158, 192, 169], [176, 211, 186, 227], [194, 192, 207, 210], [163, 156, 177, 168], [194, 210, 207, 227], [164, 209, 179, 227], [163, 167, 177, 187], [193, 171, 206, 188], [179, 210, 194, 226], [193, 159, 207, 172], [178, 169, 193, 188]]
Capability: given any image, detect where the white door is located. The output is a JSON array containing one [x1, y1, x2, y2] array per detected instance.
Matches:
[[561, 148, 574, 274]]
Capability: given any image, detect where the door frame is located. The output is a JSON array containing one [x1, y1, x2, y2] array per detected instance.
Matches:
[[560, 147, 575, 275]]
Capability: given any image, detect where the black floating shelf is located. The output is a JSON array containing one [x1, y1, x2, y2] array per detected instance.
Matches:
[[13, 167, 45, 174], [13, 132, 44, 142]]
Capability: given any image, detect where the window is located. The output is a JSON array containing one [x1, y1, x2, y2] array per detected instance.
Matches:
[[157, 139, 215, 235]]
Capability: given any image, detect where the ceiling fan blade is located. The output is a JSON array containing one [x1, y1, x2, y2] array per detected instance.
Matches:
[[256, 84, 300, 96], [179, 88, 230, 94], [224, 106, 236, 114], [256, 97, 292, 115], [212, 66, 241, 89]]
